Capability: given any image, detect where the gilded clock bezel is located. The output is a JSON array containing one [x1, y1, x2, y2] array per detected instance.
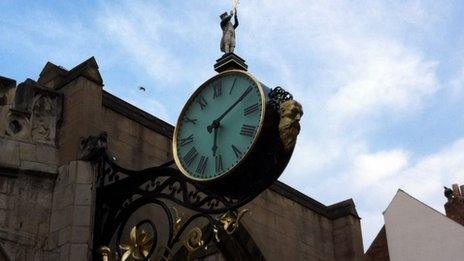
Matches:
[[172, 70, 267, 182]]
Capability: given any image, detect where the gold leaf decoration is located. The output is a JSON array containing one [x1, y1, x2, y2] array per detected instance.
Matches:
[[183, 227, 204, 252], [119, 226, 153, 261], [219, 209, 249, 235]]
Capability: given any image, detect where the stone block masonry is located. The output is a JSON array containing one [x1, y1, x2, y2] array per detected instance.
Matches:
[[47, 161, 95, 261]]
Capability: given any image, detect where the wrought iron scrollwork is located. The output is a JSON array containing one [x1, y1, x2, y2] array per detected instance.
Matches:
[[93, 150, 254, 260], [268, 86, 293, 110]]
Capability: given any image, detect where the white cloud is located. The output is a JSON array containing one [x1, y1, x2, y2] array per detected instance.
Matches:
[[327, 40, 438, 120], [450, 67, 464, 100], [3, 0, 461, 252], [344, 138, 464, 246], [98, 1, 221, 87], [352, 150, 409, 188]]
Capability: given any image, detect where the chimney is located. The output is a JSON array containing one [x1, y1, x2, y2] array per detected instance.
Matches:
[[445, 183, 464, 226]]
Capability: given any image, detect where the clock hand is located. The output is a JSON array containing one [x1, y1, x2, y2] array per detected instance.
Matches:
[[207, 86, 253, 133], [212, 126, 218, 156]]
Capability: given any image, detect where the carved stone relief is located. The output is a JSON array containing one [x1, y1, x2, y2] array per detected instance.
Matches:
[[5, 111, 31, 139], [0, 79, 62, 145], [0, 79, 16, 136], [31, 94, 59, 142]]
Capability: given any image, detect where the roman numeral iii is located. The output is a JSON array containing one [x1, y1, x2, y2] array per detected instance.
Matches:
[[240, 124, 256, 137]]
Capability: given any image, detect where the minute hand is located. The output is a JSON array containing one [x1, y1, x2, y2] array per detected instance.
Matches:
[[215, 86, 253, 123]]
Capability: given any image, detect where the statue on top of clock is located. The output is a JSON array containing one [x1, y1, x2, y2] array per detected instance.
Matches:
[[220, 6, 239, 54]]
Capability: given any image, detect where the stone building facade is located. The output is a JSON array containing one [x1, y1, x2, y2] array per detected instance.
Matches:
[[0, 58, 364, 260]]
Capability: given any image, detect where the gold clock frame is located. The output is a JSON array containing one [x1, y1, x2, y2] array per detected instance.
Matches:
[[172, 70, 267, 182]]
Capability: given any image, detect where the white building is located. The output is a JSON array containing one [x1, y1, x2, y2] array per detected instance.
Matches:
[[366, 189, 464, 261]]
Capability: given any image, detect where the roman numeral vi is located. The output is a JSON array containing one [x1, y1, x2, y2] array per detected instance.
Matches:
[[215, 155, 224, 172]]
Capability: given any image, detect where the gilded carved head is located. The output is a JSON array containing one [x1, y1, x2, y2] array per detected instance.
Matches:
[[278, 100, 303, 152]]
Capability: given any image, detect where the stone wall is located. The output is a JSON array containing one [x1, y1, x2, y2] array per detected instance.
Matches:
[[102, 105, 171, 169], [46, 161, 95, 261], [244, 190, 334, 260], [242, 185, 363, 261], [0, 170, 54, 260]]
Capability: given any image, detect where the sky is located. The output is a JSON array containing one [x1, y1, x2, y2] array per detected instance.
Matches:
[[1, 0, 464, 248]]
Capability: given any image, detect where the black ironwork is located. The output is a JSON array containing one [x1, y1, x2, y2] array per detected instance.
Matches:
[[92, 150, 265, 260], [268, 86, 293, 110], [92, 85, 296, 260]]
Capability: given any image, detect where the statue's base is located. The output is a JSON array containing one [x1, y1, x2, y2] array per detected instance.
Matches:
[[214, 53, 248, 73]]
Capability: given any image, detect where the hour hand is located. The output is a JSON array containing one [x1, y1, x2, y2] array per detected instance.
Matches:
[[212, 127, 218, 156], [207, 120, 220, 134]]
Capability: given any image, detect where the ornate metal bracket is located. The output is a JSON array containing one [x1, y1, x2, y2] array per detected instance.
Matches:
[[90, 86, 300, 260], [92, 150, 257, 260], [268, 86, 293, 110]]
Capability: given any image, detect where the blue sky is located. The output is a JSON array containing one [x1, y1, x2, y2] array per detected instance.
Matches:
[[2, 0, 464, 248]]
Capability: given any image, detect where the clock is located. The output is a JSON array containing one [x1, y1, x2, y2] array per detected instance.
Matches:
[[173, 70, 266, 181], [173, 69, 298, 198]]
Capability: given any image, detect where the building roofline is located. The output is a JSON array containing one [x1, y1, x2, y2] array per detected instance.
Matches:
[[271, 181, 360, 220], [102, 90, 174, 139], [38, 57, 103, 90]]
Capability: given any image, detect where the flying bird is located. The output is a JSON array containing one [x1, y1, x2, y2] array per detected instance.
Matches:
[[139, 86, 146, 91]]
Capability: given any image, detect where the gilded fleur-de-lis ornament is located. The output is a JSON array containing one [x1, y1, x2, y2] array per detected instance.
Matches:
[[219, 209, 249, 234], [119, 226, 153, 261]]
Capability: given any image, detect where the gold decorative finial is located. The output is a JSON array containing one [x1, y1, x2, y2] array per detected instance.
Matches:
[[119, 226, 153, 261], [98, 246, 111, 261]]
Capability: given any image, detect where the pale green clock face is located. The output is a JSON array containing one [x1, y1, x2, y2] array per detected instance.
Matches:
[[174, 71, 264, 181]]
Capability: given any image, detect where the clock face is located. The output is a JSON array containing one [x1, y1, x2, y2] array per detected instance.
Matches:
[[173, 70, 265, 181]]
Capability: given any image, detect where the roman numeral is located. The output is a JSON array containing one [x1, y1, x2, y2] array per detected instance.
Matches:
[[244, 103, 259, 116], [196, 156, 208, 175], [240, 124, 257, 137], [213, 81, 222, 99], [196, 95, 207, 110], [215, 155, 224, 172], [180, 134, 193, 146], [184, 117, 197, 124], [183, 147, 198, 167], [229, 78, 237, 95], [231, 144, 243, 159]]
